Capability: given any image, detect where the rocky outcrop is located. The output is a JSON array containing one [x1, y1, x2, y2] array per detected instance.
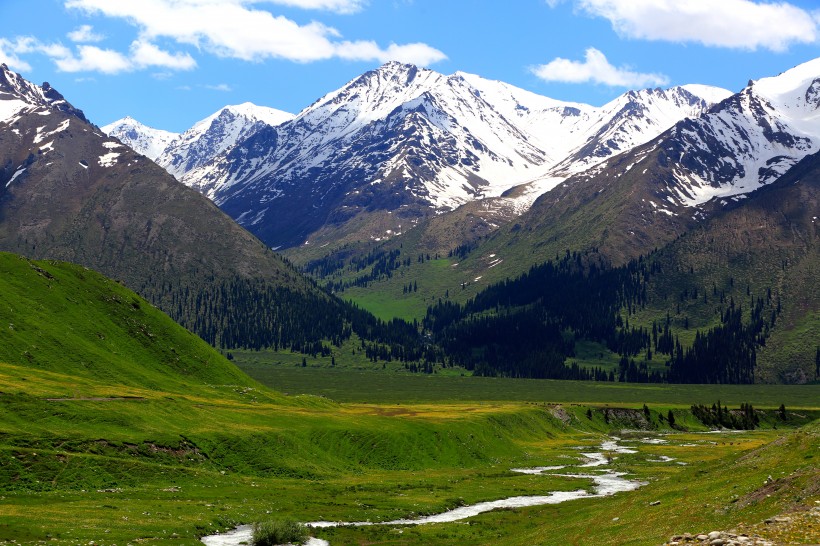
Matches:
[[663, 530, 773, 546], [662, 505, 820, 546]]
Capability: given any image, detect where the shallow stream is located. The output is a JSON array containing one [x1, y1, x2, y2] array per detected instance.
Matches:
[[201, 437, 647, 546]]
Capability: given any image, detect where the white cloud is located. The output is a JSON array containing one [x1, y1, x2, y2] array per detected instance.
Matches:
[[63, 0, 446, 66], [1, 35, 196, 74], [130, 40, 197, 70], [0, 38, 33, 71], [54, 45, 132, 74], [336, 41, 447, 65], [566, 0, 818, 51], [531, 47, 669, 87], [205, 83, 233, 91], [67, 25, 105, 43], [264, 0, 367, 13]]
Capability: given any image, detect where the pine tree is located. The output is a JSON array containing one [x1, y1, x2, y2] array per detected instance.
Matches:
[[816, 347, 820, 379]]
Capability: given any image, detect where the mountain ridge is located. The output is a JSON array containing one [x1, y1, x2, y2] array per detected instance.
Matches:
[[169, 61, 729, 250]]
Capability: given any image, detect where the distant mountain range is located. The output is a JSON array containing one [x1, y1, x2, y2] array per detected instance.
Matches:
[[105, 62, 732, 249], [95, 58, 820, 255], [106, 58, 820, 260]]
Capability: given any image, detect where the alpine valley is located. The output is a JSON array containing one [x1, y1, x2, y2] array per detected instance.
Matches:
[[103, 58, 820, 384]]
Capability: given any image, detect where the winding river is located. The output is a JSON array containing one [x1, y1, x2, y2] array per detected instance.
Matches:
[[202, 437, 646, 546]]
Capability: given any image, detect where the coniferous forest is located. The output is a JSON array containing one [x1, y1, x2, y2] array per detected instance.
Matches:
[[423, 250, 781, 383], [142, 244, 787, 385]]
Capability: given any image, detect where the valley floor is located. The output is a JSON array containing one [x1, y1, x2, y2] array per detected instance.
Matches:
[[2, 358, 819, 546]]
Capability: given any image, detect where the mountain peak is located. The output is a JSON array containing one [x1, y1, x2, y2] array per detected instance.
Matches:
[[679, 84, 733, 105], [102, 116, 180, 160], [222, 102, 294, 127], [752, 56, 820, 102], [156, 101, 293, 180], [377, 60, 419, 72], [0, 65, 89, 123]]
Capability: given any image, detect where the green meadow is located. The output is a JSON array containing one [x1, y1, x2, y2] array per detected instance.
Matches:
[[234, 355, 820, 407], [1, 253, 819, 545]]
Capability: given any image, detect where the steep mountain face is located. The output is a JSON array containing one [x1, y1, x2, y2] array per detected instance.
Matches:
[[649, 150, 820, 383], [655, 58, 820, 207], [0, 64, 343, 349], [0, 64, 89, 124], [101, 116, 179, 160], [0, 65, 292, 284], [456, 57, 820, 279], [157, 102, 294, 191], [185, 62, 727, 250], [550, 85, 731, 176]]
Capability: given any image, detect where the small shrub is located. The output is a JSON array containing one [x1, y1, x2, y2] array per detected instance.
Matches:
[[252, 519, 308, 546]]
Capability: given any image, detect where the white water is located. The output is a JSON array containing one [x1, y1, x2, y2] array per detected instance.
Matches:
[[201, 438, 644, 546], [201, 526, 329, 546], [508, 465, 565, 474]]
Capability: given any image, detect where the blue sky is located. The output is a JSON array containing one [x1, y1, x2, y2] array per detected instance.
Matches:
[[2, 0, 819, 133]]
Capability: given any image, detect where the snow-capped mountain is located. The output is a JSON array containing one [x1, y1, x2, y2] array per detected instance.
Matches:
[[553, 56, 820, 223], [490, 56, 820, 272], [0, 62, 304, 301], [184, 62, 727, 249], [653, 58, 820, 208], [157, 102, 294, 185], [102, 116, 180, 160], [500, 84, 732, 211], [0, 63, 89, 124]]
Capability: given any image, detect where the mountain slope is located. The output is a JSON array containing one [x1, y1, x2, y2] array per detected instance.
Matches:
[[0, 66, 298, 287], [0, 64, 354, 352], [183, 62, 726, 250], [417, 149, 819, 383], [664, 58, 820, 206], [101, 116, 179, 160], [0, 251, 257, 392], [426, 57, 820, 285], [648, 150, 820, 382]]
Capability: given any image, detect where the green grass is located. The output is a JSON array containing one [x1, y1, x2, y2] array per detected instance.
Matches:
[[234, 361, 820, 408], [0, 252, 258, 395], [342, 257, 459, 322], [2, 252, 819, 546], [315, 423, 820, 545], [253, 519, 308, 545], [229, 333, 416, 373]]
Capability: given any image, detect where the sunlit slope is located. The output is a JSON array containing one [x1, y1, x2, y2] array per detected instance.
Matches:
[[0, 252, 256, 393]]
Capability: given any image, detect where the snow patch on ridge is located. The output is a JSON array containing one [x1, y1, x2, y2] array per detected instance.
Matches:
[[98, 152, 120, 167]]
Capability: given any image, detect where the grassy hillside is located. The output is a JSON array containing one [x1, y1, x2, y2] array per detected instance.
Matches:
[[0, 252, 254, 393], [2, 251, 819, 545]]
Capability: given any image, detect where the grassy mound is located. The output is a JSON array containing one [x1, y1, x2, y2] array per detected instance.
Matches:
[[0, 252, 255, 393]]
